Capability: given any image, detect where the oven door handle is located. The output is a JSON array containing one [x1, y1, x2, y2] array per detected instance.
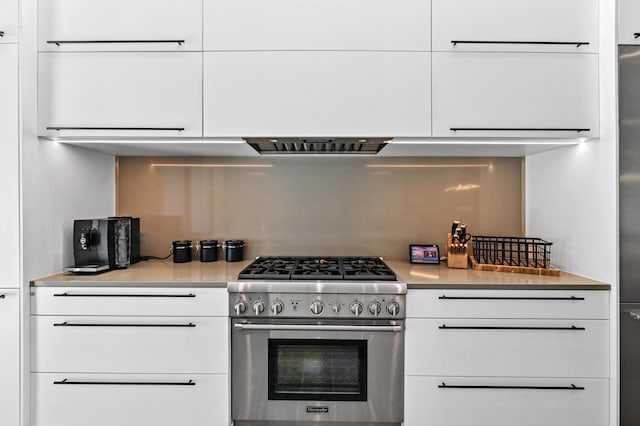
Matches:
[[233, 323, 403, 332]]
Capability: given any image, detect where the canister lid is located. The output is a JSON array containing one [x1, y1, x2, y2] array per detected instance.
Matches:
[[225, 240, 245, 248], [172, 240, 192, 248], [200, 240, 219, 247]]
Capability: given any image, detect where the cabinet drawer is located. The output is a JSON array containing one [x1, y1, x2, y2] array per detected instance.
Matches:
[[405, 318, 609, 377], [204, 51, 430, 137], [405, 376, 608, 426], [619, 0, 640, 45], [432, 52, 598, 138], [31, 287, 227, 316], [38, 52, 202, 138], [32, 373, 228, 426], [0, 0, 18, 43], [32, 316, 227, 374], [432, 0, 597, 53], [407, 289, 609, 319], [0, 289, 19, 426], [39, 0, 202, 51], [204, 0, 429, 51]]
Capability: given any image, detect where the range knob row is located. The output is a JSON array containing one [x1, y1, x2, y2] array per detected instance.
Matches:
[[234, 299, 401, 316]]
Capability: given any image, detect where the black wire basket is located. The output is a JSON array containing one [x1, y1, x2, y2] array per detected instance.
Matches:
[[471, 236, 553, 269]]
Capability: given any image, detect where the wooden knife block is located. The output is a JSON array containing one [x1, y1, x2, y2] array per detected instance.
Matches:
[[447, 233, 470, 269]]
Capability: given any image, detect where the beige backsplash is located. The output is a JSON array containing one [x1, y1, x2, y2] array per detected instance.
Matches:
[[116, 156, 523, 260]]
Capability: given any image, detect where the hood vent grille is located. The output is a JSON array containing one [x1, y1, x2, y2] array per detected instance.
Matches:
[[244, 138, 390, 155]]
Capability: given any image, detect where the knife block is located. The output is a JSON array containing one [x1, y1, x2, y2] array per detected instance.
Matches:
[[447, 233, 470, 269]]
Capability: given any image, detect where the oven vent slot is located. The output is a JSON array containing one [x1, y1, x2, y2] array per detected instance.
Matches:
[[244, 138, 390, 155]]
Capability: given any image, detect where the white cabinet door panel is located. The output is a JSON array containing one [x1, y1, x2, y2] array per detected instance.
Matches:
[[0, 290, 19, 426], [32, 316, 228, 373], [31, 287, 228, 316], [39, 0, 202, 51], [204, 0, 430, 51], [620, 0, 640, 45], [432, 52, 598, 138], [405, 318, 609, 377], [405, 376, 609, 426], [0, 45, 19, 286], [38, 52, 202, 137], [32, 373, 228, 426], [432, 0, 597, 53], [0, 0, 18, 43], [204, 52, 430, 137], [407, 289, 609, 319]]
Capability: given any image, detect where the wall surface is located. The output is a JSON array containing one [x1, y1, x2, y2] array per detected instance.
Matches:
[[117, 156, 523, 260]]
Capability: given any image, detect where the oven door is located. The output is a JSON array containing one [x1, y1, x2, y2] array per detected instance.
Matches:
[[231, 318, 404, 426]]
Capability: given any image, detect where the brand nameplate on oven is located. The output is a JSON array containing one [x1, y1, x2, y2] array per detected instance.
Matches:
[[306, 406, 329, 414]]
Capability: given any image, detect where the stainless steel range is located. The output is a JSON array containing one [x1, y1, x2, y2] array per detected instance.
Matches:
[[229, 256, 406, 426]]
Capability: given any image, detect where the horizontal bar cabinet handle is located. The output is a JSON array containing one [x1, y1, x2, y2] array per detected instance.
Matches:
[[438, 295, 584, 301], [53, 378, 196, 386], [439, 324, 585, 331], [53, 321, 196, 328], [635, 33, 640, 39], [46, 127, 185, 131], [438, 382, 584, 390], [47, 39, 185, 46], [451, 40, 589, 47], [450, 128, 590, 132], [53, 292, 196, 298]]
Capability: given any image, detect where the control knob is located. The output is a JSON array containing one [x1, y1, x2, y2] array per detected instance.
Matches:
[[253, 301, 265, 315], [350, 301, 364, 316], [368, 301, 382, 316], [271, 301, 284, 315], [332, 304, 341, 313], [310, 300, 325, 315], [234, 300, 247, 316], [387, 302, 401, 317]]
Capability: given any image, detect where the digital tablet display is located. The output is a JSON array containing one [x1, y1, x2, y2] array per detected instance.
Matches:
[[410, 244, 440, 264]]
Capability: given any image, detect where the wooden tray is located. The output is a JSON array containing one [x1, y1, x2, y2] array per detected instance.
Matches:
[[469, 254, 561, 276]]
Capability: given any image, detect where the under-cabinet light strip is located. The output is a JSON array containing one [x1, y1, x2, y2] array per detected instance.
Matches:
[[366, 164, 489, 168], [150, 163, 273, 168]]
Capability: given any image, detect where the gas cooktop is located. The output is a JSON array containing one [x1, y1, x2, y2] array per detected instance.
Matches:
[[238, 256, 397, 281]]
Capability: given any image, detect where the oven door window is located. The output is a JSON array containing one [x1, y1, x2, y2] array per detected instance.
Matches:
[[268, 339, 367, 401]]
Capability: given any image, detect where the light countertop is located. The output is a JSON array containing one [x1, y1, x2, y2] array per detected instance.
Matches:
[[32, 258, 610, 290]]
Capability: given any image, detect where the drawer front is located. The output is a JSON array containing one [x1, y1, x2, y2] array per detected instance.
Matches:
[[619, 0, 640, 45], [0, 0, 18, 43], [432, 52, 598, 138], [204, 51, 431, 137], [0, 289, 19, 426], [405, 318, 609, 377], [32, 373, 228, 426], [31, 287, 228, 316], [204, 0, 429, 51], [32, 316, 228, 374], [405, 376, 609, 426], [432, 0, 597, 53], [39, 0, 202, 51], [38, 52, 202, 138], [407, 289, 609, 319]]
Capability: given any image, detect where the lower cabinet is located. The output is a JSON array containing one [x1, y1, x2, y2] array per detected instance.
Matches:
[[0, 289, 19, 426], [31, 373, 228, 426]]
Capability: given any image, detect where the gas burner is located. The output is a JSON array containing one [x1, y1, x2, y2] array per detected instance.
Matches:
[[291, 257, 342, 280], [237, 257, 297, 280]]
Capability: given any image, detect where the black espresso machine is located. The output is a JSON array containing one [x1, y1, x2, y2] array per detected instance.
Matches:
[[65, 217, 141, 273]]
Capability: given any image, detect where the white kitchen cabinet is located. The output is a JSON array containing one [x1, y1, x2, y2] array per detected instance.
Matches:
[[431, 52, 599, 138], [204, 51, 431, 137], [38, 52, 202, 138], [619, 0, 640, 45], [32, 373, 228, 426], [0, 0, 18, 43], [38, 0, 202, 52], [203, 0, 429, 51], [0, 44, 19, 286], [432, 0, 598, 53], [405, 376, 609, 426], [0, 290, 19, 426]]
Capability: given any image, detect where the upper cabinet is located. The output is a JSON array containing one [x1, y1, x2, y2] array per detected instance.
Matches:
[[39, 52, 203, 138], [38, 0, 203, 51], [432, 52, 599, 138], [0, 0, 19, 43], [203, 0, 430, 51], [619, 0, 640, 45], [204, 51, 431, 137], [432, 0, 598, 53]]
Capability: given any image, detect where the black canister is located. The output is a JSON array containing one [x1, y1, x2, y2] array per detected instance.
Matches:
[[172, 240, 193, 263], [199, 240, 219, 262], [224, 240, 245, 262]]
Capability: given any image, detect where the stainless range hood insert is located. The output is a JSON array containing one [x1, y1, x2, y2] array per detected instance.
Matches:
[[244, 138, 391, 155]]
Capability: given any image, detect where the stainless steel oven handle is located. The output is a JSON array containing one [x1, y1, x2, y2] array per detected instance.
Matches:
[[233, 323, 403, 332]]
